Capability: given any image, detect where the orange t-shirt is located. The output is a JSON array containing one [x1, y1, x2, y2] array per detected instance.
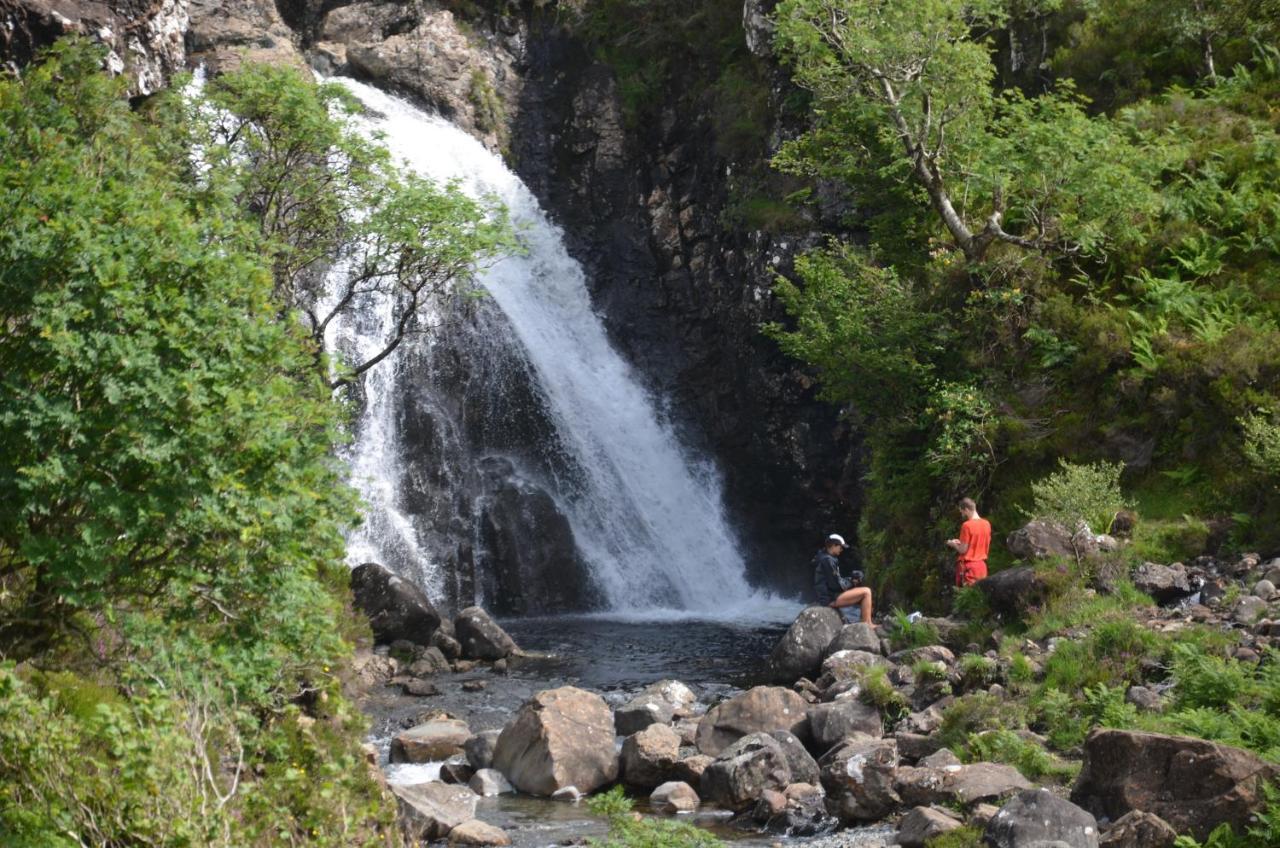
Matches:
[[958, 517, 991, 563]]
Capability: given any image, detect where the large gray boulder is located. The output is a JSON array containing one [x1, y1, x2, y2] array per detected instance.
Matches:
[[390, 719, 471, 764], [978, 565, 1053, 617], [766, 606, 845, 682], [492, 686, 618, 796], [1071, 728, 1278, 841], [827, 623, 882, 656], [1131, 562, 1193, 605], [766, 730, 821, 786], [987, 789, 1100, 848], [1007, 519, 1096, 561], [350, 562, 442, 646], [807, 697, 882, 752], [895, 762, 1032, 807], [695, 686, 810, 756], [700, 732, 792, 811], [818, 736, 900, 823], [454, 607, 517, 660], [614, 679, 697, 736], [620, 723, 681, 790], [390, 782, 477, 840]]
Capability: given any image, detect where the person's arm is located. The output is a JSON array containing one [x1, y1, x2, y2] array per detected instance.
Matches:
[[953, 523, 972, 556], [821, 558, 846, 595]]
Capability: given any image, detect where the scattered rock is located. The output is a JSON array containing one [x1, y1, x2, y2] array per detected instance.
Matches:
[[819, 736, 900, 823], [468, 768, 514, 797], [455, 607, 517, 660], [465, 729, 502, 771], [409, 647, 452, 676], [807, 697, 882, 751], [1125, 685, 1164, 713], [403, 679, 441, 697], [987, 789, 1099, 848], [701, 732, 792, 811], [448, 819, 511, 846], [978, 565, 1054, 616], [1235, 595, 1268, 624], [1132, 562, 1193, 605], [492, 686, 618, 796], [462, 680, 487, 692], [820, 650, 890, 681], [440, 760, 475, 785], [351, 562, 442, 646], [1071, 728, 1279, 840], [896, 805, 964, 847], [390, 719, 471, 763], [615, 679, 696, 735], [651, 780, 700, 813], [969, 802, 1001, 829], [895, 732, 944, 761], [827, 623, 882, 656], [391, 782, 478, 841], [432, 628, 463, 661], [695, 686, 811, 756], [887, 645, 956, 666], [766, 606, 845, 682], [1099, 810, 1179, 848], [895, 762, 1032, 807], [620, 724, 681, 789], [919, 749, 961, 769], [767, 730, 822, 786]]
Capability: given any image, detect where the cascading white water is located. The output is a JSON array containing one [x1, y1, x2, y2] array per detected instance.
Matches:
[[327, 78, 781, 616]]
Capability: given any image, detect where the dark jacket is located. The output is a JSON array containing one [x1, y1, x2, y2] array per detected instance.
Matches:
[[812, 550, 848, 604]]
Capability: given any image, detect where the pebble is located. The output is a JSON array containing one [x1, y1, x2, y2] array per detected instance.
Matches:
[[462, 680, 487, 692]]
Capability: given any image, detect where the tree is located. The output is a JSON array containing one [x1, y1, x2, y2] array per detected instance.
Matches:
[[173, 65, 518, 388], [773, 0, 1159, 264]]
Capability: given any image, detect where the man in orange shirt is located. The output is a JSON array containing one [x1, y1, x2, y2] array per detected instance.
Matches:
[[946, 497, 991, 587]]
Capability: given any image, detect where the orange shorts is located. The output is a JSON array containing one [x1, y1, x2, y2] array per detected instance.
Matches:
[[956, 560, 988, 587]]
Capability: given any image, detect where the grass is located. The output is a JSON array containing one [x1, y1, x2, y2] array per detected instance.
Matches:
[[860, 665, 911, 722], [887, 608, 942, 650], [963, 728, 1080, 781]]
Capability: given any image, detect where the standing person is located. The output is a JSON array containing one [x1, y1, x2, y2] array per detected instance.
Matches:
[[946, 497, 991, 587], [812, 533, 873, 624]]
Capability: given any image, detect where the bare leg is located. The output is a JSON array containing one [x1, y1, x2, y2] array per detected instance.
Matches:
[[829, 587, 873, 624]]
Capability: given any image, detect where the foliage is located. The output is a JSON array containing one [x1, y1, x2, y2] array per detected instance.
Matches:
[[958, 653, 999, 690], [1172, 783, 1280, 848], [1030, 460, 1129, 535], [963, 728, 1079, 780], [587, 786, 724, 848], [860, 665, 912, 721], [925, 826, 983, 848], [885, 609, 943, 650]]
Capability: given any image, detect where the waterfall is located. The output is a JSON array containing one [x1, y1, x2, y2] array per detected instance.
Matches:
[[325, 78, 782, 617]]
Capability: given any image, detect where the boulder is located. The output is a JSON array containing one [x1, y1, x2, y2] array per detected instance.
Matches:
[[1234, 596, 1268, 624], [1131, 562, 1193, 605], [454, 607, 517, 660], [1071, 728, 1279, 840], [1099, 810, 1179, 848], [492, 687, 618, 796], [987, 789, 1100, 848], [766, 730, 821, 786], [807, 698, 882, 751], [448, 819, 511, 846], [673, 754, 714, 785], [888, 645, 957, 666], [391, 782, 477, 840], [1254, 579, 1277, 600], [700, 732, 792, 811], [468, 768, 514, 797], [409, 647, 452, 676], [432, 628, 463, 661], [896, 806, 964, 847], [620, 724, 681, 789], [465, 729, 502, 770], [350, 562, 442, 646], [766, 606, 845, 682], [978, 565, 1053, 617], [827, 623, 882, 656], [895, 762, 1032, 807], [650, 781, 700, 813], [818, 736, 900, 823], [695, 686, 810, 756], [1007, 519, 1096, 561], [820, 650, 890, 681], [751, 782, 833, 836], [403, 679, 441, 697], [440, 760, 475, 785], [615, 679, 697, 736], [390, 719, 471, 764]]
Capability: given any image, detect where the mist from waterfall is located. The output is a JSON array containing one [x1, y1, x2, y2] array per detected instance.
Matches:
[[325, 77, 787, 618]]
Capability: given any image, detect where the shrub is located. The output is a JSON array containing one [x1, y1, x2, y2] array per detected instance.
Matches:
[[587, 786, 723, 848], [926, 826, 983, 848], [1030, 459, 1130, 537], [937, 693, 1021, 751], [887, 608, 942, 650], [963, 728, 1079, 781], [861, 665, 912, 722]]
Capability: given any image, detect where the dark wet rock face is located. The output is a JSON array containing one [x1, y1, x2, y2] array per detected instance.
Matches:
[[351, 562, 442, 645]]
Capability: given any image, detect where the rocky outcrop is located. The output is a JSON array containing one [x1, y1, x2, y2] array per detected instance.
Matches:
[[492, 686, 618, 796], [1071, 728, 1278, 840], [766, 605, 845, 682], [351, 562, 442, 645], [987, 789, 1100, 848], [454, 606, 517, 660], [695, 686, 811, 756], [1, 0, 187, 93], [1007, 519, 1096, 561]]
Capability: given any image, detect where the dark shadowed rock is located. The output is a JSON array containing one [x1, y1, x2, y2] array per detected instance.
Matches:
[[987, 789, 1100, 848], [819, 736, 900, 823], [468, 768, 514, 797], [1071, 728, 1278, 841], [351, 562, 442, 646], [978, 566, 1053, 617], [1131, 562, 1193, 605], [455, 606, 517, 660], [766, 606, 845, 682], [391, 782, 477, 840], [807, 697, 882, 751], [695, 686, 811, 755], [465, 729, 502, 771], [1099, 810, 1178, 848], [440, 760, 475, 785], [766, 730, 821, 786], [492, 686, 618, 796], [896, 806, 963, 847], [700, 732, 792, 811]]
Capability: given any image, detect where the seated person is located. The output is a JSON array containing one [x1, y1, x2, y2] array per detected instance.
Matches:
[[812, 533, 873, 624]]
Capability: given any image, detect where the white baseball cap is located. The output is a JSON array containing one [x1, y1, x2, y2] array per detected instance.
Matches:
[[827, 533, 848, 547]]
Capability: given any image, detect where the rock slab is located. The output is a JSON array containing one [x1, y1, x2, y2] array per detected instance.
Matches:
[[987, 789, 1100, 848], [391, 782, 478, 840]]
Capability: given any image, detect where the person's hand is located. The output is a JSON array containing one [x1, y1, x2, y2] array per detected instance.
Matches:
[[945, 538, 961, 550]]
